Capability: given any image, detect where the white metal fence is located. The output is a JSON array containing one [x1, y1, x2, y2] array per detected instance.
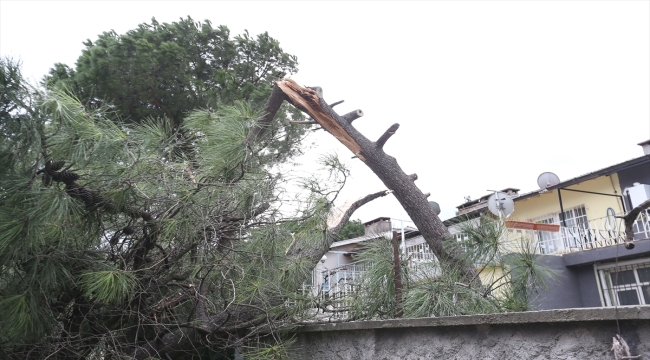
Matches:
[[527, 208, 650, 255]]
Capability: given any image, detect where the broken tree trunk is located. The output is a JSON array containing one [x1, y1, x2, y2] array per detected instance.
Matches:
[[621, 198, 650, 249], [269, 79, 479, 285]]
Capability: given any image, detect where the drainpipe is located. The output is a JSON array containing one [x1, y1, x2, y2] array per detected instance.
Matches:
[[392, 231, 404, 318], [557, 188, 567, 226], [609, 175, 624, 213], [401, 219, 406, 255]]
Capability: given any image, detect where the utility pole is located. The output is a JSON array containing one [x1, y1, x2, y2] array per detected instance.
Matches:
[[392, 231, 404, 318]]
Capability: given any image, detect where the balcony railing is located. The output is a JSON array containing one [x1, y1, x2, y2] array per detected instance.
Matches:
[[502, 208, 650, 255]]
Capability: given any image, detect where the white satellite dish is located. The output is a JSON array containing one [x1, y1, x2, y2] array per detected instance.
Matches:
[[429, 201, 441, 216], [537, 172, 560, 190], [487, 192, 515, 218]]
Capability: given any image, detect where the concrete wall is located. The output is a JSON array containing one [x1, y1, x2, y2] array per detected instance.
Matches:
[[291, 307, 650, 360], [532, 260, 604, 309], [532, 243, 650, 310]]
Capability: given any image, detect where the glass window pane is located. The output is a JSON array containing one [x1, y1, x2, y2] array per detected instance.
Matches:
[[638, 267, 650, 283], [612, 270, 637, 285], [642, 285, 650, 304], [618, 290, 640, 305]]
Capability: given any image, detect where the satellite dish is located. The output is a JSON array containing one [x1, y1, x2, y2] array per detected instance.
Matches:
[[429, 201, 441, 216], [487, 192, 515, 218], [537, 172, 560, 190]]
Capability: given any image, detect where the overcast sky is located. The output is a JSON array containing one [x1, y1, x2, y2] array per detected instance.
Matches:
[[2, 1, 649, 223]]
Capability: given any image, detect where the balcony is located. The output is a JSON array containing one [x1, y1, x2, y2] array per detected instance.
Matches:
[[503, 208, 650, 255]]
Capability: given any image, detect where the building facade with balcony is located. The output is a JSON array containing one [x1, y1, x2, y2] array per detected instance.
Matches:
[[312, 142, 650, 311], [444, 148, 650, 310]]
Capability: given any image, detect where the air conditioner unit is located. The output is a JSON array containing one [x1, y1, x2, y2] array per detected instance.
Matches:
[[628, 182, 650, 208]]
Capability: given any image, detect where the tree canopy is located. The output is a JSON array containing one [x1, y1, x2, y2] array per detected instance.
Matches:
[[45, 17, 300, 128], [1, 55, 366, 359], [338, 219, 365, 239]]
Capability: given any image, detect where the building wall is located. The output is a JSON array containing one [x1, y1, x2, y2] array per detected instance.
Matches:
[[530, 255, 584, 310], [511, 174, 624, 224], [575, 264, 603, 307], [322, 243, 357, 270], [291, 307, 650, 360]]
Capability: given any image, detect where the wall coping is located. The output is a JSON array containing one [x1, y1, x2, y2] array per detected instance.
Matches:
[[298, 306, 650, 333]]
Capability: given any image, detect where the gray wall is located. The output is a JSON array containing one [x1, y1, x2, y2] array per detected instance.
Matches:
[[535, 241, 650, 310], [575, 265, 603, 307], [532, 255, 584, 310], [291, 307, 650, 360]]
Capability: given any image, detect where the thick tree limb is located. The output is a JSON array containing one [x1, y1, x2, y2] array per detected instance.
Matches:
[[43, 160, 154, 224], [285, 189, 391, 263], [375, 123, 399, 150], [246, 85, 287, 145], [274, 79, 480, 285], [341, 109, 364, 123], [622, 198, 650, 249], [276, 80, 366, 160]]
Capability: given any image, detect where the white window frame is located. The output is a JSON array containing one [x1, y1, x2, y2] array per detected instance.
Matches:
[[528, 205, 589, 254], [595, 258, 650, 307]]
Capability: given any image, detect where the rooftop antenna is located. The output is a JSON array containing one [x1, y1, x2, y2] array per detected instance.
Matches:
[[487, 190, 515, 218], [537, 172, 560, 190]]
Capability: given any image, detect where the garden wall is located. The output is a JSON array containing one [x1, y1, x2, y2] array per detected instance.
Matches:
[[291, 307, 650, 359]]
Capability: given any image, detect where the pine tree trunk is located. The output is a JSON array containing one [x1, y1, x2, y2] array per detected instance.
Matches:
[[272, 79, 480, 285]]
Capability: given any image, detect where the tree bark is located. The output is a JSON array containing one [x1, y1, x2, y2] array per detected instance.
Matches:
[[285, 189, 391, 264], [274, 79, 479, 285], [622, 198, 650, 249]]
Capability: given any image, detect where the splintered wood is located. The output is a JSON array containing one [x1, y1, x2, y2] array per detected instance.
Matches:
[[276, 79, 365, 161], [612, 334, 641, 360]]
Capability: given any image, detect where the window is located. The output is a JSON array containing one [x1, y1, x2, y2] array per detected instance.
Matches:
[[406, 242, 435, 261], [535, 217, 562, 254], [561, 206, 590, 248], [529, 205, 589, 254], [596, 260, 650, 306]]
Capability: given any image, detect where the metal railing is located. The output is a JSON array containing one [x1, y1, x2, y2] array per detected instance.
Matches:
[[503, 208, 650, 255]]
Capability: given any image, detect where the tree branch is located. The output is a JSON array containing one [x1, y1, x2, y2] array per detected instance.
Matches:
[[622, 198, 650, 249], [285, 189, 391, 263], [375, 123, 399, 150], [341, 109, 364, 124], [329, 100, 344, 108], [245, 85, 287, 146]]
